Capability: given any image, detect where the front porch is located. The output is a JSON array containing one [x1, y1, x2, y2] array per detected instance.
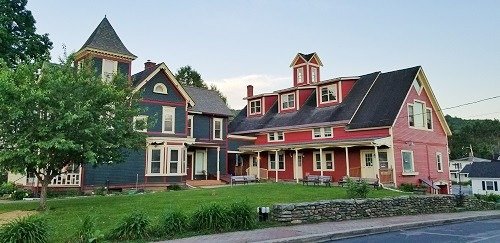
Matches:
[[232, 137, 396, 185]]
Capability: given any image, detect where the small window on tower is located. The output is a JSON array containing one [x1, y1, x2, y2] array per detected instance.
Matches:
[[102, 59, 118, 82], [297, 68, 304, 83], [311, 67, 318, 83]]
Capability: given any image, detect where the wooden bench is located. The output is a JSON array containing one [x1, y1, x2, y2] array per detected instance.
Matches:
[[301, 175, 332, 187], [231, 175, 258, 185], [339, 176, 380, 188]]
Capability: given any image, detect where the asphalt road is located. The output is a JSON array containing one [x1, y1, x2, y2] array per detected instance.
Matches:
[[335, 219, 500, 243]]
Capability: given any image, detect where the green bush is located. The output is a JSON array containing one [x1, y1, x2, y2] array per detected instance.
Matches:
[[0, 182, 16, 196], [346, 179, 370, 198], [399, 183, 416, 192], [228, 202, 256, 230], [190, 203, 230, 233], [168, 184, 184, 191], [155, 210, 190, 237], [47, 188, 82, 198], [475, 193, 500, 203], [0, 216, 49, 243], [93, 187, 106, 196], [73, 216, 102, 243], [11, 188, 31, 200], [108, 211, 151, 240]]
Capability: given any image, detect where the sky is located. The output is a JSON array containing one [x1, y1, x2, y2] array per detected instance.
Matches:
[[27, 0, 500, 119]]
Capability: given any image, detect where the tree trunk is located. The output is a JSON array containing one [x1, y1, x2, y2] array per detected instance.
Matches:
[[38, 179, 50, 211]]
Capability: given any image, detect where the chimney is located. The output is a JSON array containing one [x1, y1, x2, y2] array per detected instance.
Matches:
[[247, 85, 254, 97], [144, 60, 156, 70]]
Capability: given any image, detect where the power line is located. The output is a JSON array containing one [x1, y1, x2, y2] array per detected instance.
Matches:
[[441, 95, 500, 111]]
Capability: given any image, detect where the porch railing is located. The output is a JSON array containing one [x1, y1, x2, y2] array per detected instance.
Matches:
[[379, 168, 394, 184], [50, 173, 81, 186], [244, 167, 268, 180], [349, 167, 361, 177]]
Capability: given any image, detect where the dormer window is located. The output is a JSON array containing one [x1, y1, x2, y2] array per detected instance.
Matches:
[[153, 83, 168, 94], [311, 67, 318, 83], [320, 84, 337, 103], [312, 127, 333, 139], [281, 93, 295, 110], [297, 68, 304, 83], [268, 131, 284, 142], [249, 99, 261, 115]]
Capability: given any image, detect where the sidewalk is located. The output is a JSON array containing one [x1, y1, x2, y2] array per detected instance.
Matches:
[[159, 210, 500, 243]]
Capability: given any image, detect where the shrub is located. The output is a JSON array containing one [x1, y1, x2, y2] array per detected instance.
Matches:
[[93, 187, 106, 196], [0, 216, 49, 243], [73, 216, 102, 243], [399, 183, 416, 192], [0, 182, 16, 196], [155, 210, 189, 237], [346, 179, 370, 198], [168, 184, 184, 191], [108, 212, 151, 240], [190, 203, 230, 233], [47, 188, 81, 198], [475, 193, 500, 203], [228, 202, 256, 230], [11, 188, 31, 200]]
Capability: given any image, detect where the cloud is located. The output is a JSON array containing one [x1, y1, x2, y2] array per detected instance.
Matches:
[[207, 74, 289, 109]]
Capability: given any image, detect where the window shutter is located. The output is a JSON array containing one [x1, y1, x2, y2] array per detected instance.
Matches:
[[495, 181, 498, 191], [482, 181, 486, 190]]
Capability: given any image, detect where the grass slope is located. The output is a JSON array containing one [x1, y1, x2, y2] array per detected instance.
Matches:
[[0, 183, 402, 242]]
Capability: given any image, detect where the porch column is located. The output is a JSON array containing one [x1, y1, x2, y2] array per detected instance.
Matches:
[[275, 150, 279, 182], [295, 149, 299, 183], [374, 145, 381, 181], [319, 147, 324, 177], [345, 147, 350, 177], [257, 151, 261, 179], [216, 147, 220, 181]]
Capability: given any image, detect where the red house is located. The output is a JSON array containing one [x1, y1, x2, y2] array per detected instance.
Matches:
[[228, 53, 452, 193]]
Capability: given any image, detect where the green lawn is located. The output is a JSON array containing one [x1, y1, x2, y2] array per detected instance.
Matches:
[[0, 183, 403, 242]]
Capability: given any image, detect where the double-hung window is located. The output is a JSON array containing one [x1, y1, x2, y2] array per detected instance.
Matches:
[[312, 127, 333, 139], [426, 108, 433, 129], [320, 84, 337, 103], [401, 150, 416, 174], [187, 115, 193, 137], [269, 152, 285, 171], [297, 67, 304, 83], [213, 118, 223, 140], [281, 93, 295, 110], [313, 151, 334, 171], [268, 132, 284, 142], [162, 106, 175, 133], [311, 67, 318, 83], [482, 181, 498, 191], [249, 99, 261, 115], [148, 146, 164, 174], [408, 101, 432, 130], [436, 152, 443, 172]]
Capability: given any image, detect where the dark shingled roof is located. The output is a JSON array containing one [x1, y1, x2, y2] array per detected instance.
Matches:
[[229, 66, 422, 134], [184, 86, 233, 116], [299, 53, 315, 62], [349, 66, 420, 129], [131, 64, 162, 86], [229, 72, 380, 134], [462, 162, 500, 178], [79, 17, 136, 58]]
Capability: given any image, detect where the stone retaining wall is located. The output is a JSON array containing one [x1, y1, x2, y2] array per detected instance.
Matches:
[[272, 195, 496, 223]]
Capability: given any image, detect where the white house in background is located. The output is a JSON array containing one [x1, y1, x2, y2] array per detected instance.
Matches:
[[461, 162, 500, 195], [449, 156, 490, 183]]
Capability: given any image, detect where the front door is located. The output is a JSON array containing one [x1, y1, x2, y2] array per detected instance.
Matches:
[[248, 155, 258, 176], [294, 154, 303, 179], [195, 150, 207, 179], [361, 151, 376, 179], [187, 152, 194, 180]]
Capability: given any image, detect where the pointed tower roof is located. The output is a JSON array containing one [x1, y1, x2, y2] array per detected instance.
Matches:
[[78, 17, 136, 59]]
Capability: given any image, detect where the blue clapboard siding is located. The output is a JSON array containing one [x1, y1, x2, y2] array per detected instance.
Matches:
[[141, 72, 184, 102], [192, 114, 210, 139], [143, 104, 186, 135], [92, 57, 102, 77], [206, 147, 227, 175], [118, 62, 129, 76], [228, 138, 254, 151], [83, 149, 145, 187]]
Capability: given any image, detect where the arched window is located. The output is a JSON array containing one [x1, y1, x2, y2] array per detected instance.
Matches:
[[153, 83, 168, 94]]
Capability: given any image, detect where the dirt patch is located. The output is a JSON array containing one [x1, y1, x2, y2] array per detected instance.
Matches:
[[0, 211, 37, 226]]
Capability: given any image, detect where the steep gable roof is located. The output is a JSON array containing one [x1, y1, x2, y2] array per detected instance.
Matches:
[[78, 17, 136, 59], [184, 86, 232, 116], [289, 52, 323, 67], [348, 66, 420, 129], [229, 72, 379, 134], [462, 162, 500, 178], [132, 63, 194, 106]]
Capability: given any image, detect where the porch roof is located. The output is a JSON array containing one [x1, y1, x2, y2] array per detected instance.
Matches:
[[239, 136, 390, 152]]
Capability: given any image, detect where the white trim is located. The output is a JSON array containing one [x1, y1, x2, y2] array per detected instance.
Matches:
[[231, 120, 349, 135], [162, 106, 175, 134], [268, 151, 285, 171], [166, 146, 185, 175], [436, 152, 443, 172], [401, 150, 417, 174], [133, 63, 195, 106], [146, 146, 165, 175], [153, 83, 168, 94], [313, 150, 335, 171], [133, 115, 148, 132], [213, 118, 223, 140], [267, 131, 285, 142], [319, 84, 338, 104], [227, 134, 257, 140], [194, 150, 207, 175], [187, 115, 194, 138]]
